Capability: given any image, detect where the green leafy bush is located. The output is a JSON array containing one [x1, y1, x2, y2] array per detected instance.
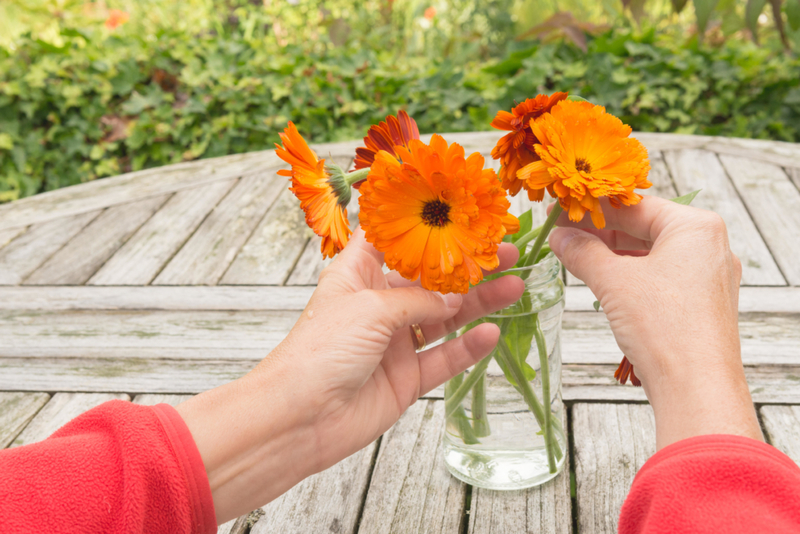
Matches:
[[1, 25, 799, 202]]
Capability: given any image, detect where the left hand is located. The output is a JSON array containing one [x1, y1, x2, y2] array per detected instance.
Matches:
[[178, 228, 524, 522]]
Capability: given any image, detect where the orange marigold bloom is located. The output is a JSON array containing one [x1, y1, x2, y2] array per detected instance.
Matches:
[[517, 100, 652, 229], [358, 135, 519, 294], [614, 356, 641, 387], [353, 110, 420, 185], [105, 9, 129, 30], [275, 122, 351, 259], [490, 92, 568, 200]]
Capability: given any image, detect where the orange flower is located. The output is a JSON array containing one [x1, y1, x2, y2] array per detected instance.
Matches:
[[490, 92, 568, 200], [353, 110, 420, 187], [517, 100, 651, 229], [358, 135, 518, 294], [424, 6, 437, 20], [105, 9, 129, 30], [614, 356, 641, 387], [275, 122, 352, 259]]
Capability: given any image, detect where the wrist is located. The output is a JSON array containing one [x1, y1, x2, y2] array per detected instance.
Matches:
[[176, 356, 319, 523]]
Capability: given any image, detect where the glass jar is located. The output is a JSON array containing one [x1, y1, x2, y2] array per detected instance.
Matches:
[[442, 251, 566, 490]]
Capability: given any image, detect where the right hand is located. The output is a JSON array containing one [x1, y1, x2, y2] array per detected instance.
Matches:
[[547, 195, 762, 449]]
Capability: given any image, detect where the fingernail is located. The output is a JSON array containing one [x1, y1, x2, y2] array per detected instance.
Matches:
[[549, 228, 580, 257], [440, 292, 463, 308]]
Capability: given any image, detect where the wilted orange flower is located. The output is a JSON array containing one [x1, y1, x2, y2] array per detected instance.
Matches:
[[358, 135, 519, 294], [490, 92, 568, 199], [517, 100, 651, 229], [353, 110, 420, 187], [275, 122, 351, 259], [105, 9, 129, 30], [614, 356, 641, 387]]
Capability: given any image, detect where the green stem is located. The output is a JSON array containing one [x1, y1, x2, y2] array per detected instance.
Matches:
[[344, 167, 370, 187], [471, 370, 490, 437], [445, 356, 491, 419], [445, 373, 479, 445], [513, 224, 543, 255], [521, 203, 563, 270], [533, 314, 557, 473]]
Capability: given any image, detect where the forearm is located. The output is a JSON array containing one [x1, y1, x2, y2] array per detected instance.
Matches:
[[175, 357, 319, 524]]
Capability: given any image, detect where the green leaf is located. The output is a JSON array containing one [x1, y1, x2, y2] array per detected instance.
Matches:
[[0, 133, 13, 151], [672, 0, 690, 13], [670, 190, 701, 205], [505, 209, 533, 244], [567, 94, 589, 102], [694, 0, 721, 38], [593, 300, 601, 312], [787, 0, 800, 31], [746, 0, 767, 41]]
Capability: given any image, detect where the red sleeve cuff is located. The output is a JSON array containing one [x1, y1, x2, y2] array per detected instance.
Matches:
[[152, 404, 217, 534]]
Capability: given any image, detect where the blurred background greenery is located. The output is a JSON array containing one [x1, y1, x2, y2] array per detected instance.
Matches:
[[1, 0, 799, 202]]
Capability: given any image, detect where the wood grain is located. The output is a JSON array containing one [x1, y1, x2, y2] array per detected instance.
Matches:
[[572, 403, 656, 534], [359, 400, 466, 534], [0, 210, 100, 285], [0, 150, 282, 232], [154, 172, 285, 285], [89, 180, 237, 285], [0, 392, 49, 448], [0, 286, 315, 311], [760, 405, 800, 464], [787, 167, 800, 191], [250, 441, 377, 533], [25, 196, 169, 285], [468, 411, 572, 534], [719, 155, 800, 286], [220, 188, 311, 285], [0, 226, 27, 251], [664, 149, 785, 286], [10, 392, 129, 447], [132, 394, 193, 406]]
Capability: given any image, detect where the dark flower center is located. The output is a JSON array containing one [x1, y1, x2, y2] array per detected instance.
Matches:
[[575, 158, 592, 173], [421, 199, 451, 227]]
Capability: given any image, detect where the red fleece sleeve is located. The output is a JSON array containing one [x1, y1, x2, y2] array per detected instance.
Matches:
[[620, 434, 800, 534], [0, 400, 216, 534]]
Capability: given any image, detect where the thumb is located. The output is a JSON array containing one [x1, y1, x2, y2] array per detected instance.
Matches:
[[549, 227, 619, 290]]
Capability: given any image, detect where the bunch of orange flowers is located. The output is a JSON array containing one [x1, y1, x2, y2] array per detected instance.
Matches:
[[276, 93, 652, 383]]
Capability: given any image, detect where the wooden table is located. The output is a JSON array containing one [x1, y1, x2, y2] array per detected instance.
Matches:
[[1, 131, 799, 533]]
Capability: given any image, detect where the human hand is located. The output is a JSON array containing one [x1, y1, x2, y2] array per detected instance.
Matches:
[[547, 195, 762, 449], [177, 229, 524, 522]]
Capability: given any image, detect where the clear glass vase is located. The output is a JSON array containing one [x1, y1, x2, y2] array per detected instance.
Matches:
[[442, 251, 566, 490]]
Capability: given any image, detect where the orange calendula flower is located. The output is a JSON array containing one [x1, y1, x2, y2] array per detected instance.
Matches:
[[490, 92, 568, 200], [358, 135, 519, 294], [517, 100, 651, 229], [614, 356, 641, 387], [353, 110, 420, 187], [275, 122, 352, 259], [105, 9, 129, 29]]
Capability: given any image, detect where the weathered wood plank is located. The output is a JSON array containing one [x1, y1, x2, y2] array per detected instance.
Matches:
[[664, 149, 785, 286], [719, 155, 800, 286], [0, 309, 299, 353], [787, 167, 800, 191], [132, 394, 193, 406], [0, 150, 282, 232], [359, 400, 466, 534], [759, 405, 800, 464], [24, 196, 169, 286], [0, 286, 315, 311], [3, 358, 799, 403], [220, 188, 310, 285], [0, 226, 27, 251], [572, 403, 656, 534], [0, 392, 50, 448], [0, 210, 101, 285], [250, 440, 377, 533], [468, 411, 572, 534], [89, 180, 238, 285], [566, 285, 800, 313], [154, 173, 284, 286], [10, 392, 129, 447]]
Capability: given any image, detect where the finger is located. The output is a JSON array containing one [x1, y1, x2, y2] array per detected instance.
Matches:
[[579, 228, 653, 251], [419, 272, 524, 343], [385, 242, 520, 288], [337, 227, 385, 268], [548, 195, 687, 243], [368, 286, 464, 333], [548, 227, 622, 289], [417, 322, 500, 396]]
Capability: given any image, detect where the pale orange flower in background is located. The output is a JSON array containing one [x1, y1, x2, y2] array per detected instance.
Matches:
[[424, 7, 437, 20], [490, 92, 568, 199], [275, 122, 352, 259], [353, 110, 420, 187], [358, 135, 518, 294], [517, 100, 651, 229], [105, 9, 130, 30]]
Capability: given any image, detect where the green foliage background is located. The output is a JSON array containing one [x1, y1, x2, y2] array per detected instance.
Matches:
[[1, 0, 799, 202]]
